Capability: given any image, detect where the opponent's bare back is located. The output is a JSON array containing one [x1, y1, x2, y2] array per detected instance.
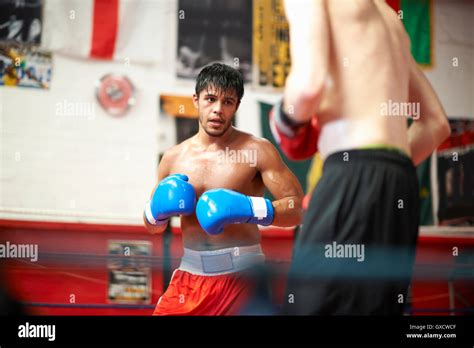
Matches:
[[320, 0, 412, 154]]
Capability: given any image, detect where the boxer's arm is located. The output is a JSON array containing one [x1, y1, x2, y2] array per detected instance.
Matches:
[[257, 139, 304, 227], [407, 56, 451, 166], [143, 151, 172, 234], [283, 0, 329, 123]]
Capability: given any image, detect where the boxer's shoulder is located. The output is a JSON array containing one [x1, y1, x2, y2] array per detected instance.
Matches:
[[160, 140, 189, 168], [241, 135, 282, 169], [233, 129, 273, 149], [251, 135, 277, 152], [169, 135, 199, 155]]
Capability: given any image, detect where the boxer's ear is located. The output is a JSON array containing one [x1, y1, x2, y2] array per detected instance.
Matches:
[[192, 94, 199, 109], [235, 100, 241, 112]]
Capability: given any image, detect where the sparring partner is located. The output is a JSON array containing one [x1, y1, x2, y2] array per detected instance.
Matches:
[[273, 0, 451, 315], [144, 63, 304, 315]]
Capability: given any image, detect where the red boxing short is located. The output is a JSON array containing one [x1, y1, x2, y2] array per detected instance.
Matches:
[[153, 244, 265, 316]]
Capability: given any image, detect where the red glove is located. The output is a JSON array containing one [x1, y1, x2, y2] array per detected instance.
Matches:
[[269, 100, 319, 160]]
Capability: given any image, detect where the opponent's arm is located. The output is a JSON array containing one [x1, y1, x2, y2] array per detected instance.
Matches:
[[407, 55, 451, 166], [283, 0, 329, 123], [258, 139, 304, 227]]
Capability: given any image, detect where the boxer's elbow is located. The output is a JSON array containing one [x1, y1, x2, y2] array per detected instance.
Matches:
[[428, 111, 451, 147], [436, 116, 451, 144], [415, 106, 451, 150]]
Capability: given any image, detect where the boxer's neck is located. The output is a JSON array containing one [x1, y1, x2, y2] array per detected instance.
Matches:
[[197, 125, 236, 149]]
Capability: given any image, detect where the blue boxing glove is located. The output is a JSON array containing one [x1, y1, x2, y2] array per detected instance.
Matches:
[[196, 189, 274, 235], [144, 174, 196, 226]]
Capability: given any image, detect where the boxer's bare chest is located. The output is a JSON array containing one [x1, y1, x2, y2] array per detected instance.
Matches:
[[169, 136, 265, 249], [170, 144, 264, 198]]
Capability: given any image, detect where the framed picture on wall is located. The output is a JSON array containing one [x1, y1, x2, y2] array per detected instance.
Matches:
[[0, 0, 42, 44], [107, 240, 152, 304], [0, 43, 51, 89], [176, 0, 252, 82]]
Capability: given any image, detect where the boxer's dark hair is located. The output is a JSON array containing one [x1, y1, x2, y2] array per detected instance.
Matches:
[[195, 63, 244, 101]]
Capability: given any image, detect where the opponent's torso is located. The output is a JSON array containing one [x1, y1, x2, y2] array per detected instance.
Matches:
[[169, 132, 265, 250], [317, 0, 413, 155]]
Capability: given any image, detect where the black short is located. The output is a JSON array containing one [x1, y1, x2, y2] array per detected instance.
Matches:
[[283, 149, 420, 315]]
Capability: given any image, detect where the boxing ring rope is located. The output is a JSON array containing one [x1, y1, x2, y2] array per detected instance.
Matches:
[[0, 207, 140, 225], [1, 218, 473, 315]]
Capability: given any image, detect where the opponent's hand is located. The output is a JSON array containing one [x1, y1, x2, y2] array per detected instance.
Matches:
[[145, 174, 196, 226], [269, 99, 319, 160], [196, 189, 274, 235]]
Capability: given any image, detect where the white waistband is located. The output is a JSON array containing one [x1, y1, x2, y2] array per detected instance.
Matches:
[[318, 119, 358, 160], [178, 244, 265, 276]]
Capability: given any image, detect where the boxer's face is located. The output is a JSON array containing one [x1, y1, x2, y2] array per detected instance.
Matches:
[[194, 86, 240, 137]]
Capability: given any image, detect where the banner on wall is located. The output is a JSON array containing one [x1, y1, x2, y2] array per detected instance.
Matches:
[[0, 43, 51, 89], [387, 0, 432, 66], [0, 0, 42, 44], [252, 0, 290, 89], [176, 0, 253, 82], [41, 0, 168, 63], [108, 240, 152, 304], [159, 94, 199, 149], [252, 0, 431, 90], [160, 94, 198, 120]]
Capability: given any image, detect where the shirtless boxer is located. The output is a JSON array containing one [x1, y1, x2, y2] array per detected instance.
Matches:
[[272, 0, 451, 315], [144, 63, 304, 315]]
